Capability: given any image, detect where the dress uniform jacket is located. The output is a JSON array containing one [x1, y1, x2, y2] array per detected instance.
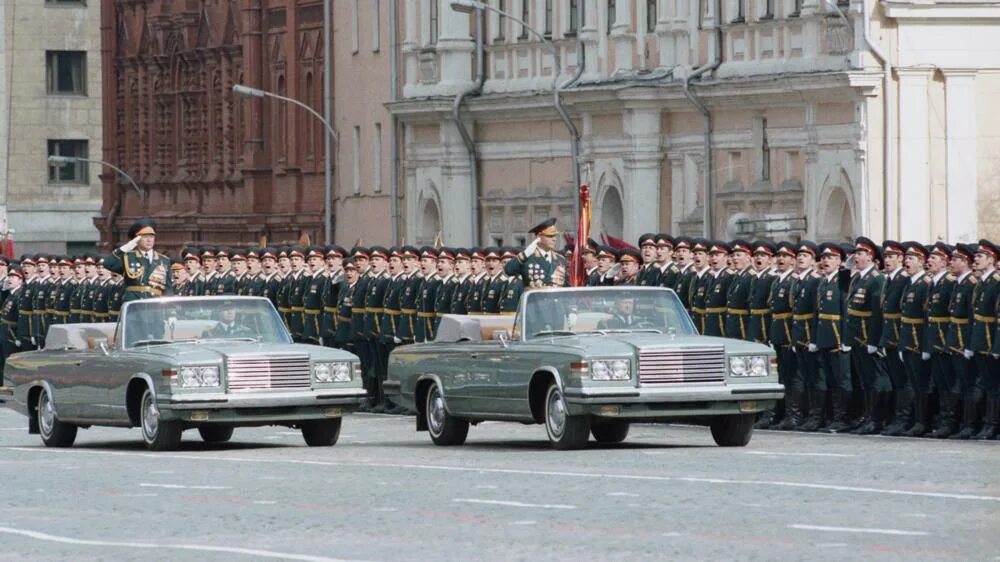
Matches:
[[503, 248, 568, 290], [351, 273, 373, 345], [418, 275, 441, 341], [51, 279, 73, 325], [91, 280, 112, 322], [363, 271, 390, 342], [449, 274, 473, 315], [302, 272, 327, 344], [380, 273, 405, 344], [637, 264, 660, 287], [104, 249, 171, 302], [275, 274, 293, 329], [79, 278, 99, 322], [703, 269, 732, 337], [814, 271, 848, 350], [499, 276, 523, 314], [68, 280, 86, 323], [946, 272, 977, 353], [17, 278, 36, 345], [398, 274, 422, 344], [689, 269, 711, 333], [674, 264, 696, 309], [320, 271, 343, 345], [925, 273, 955, 353], [748, 269, 775, 345], [724, 267, 754, 340], [768, 270, 796, 346], [260, 272, 280, 307], [845, 265, 884, 348], [656, 262, 680, 293], [433, 274, 458, 332], [30, 277, 52, 341], [969, 269, 1000, 354], [334, 282, 357, 348], [482, 274, 506, 314], [899, 271, 932, 353], [287, 271, 310, 339], [791, 270, 821, 349], [465, 273, 487, 314], [185, 272, 204, 296], [107, 281, 125, 322], [879, 268, 909, 351]]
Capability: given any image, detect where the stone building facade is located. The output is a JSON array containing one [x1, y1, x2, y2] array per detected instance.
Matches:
[[1, 0, 104, 255], [390, 0, 1000, 246]]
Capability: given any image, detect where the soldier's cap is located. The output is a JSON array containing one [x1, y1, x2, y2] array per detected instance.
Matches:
[[580, 239, 597, 255], [386, 246, 402, 259], [775, 241, 797, 257], [691, 238, 710, 253], [0, 255, 8, 266], [306, 245, 325, 259], [454, 248, 471, 261], [882, 240, 905, 257], [288, 246, 306, 259], [170, 258, 186, 271], [563, 243, 575, 254], [58, 256, 74, 266], [976, 239, 999, 260], [529, 217, 559, 237], [200, 246, 217, 258], [215, 247, 232, 258], [325, 245, 346, 258], [368, 246, 389, 260], [419, 246, 438, 259], [903, 241, 929, 260], [277, 246, 290, 258], [619, 248, 641, 264], [128, 218, 156, 238], [83, 254, 97, 265], [502, 247, 518, 259], [931, 242, 953, 260], [246, 248, 261, 260], [655, 233, 675, 248], [752, 241, 775, 256], [350, 246, 370, 259], [437, 247, 456, 261], [952, 243, 976, 262], [674, 236, 693, 250], [708, 241, 730, 255], [854, 237, 881, 262], [230, 248, 247, 261], [638, 233, 657, 247], [8, 267, 23, 279], [20, 255, 35, 266], [484, 247, 501, 260], [181, 247, 200, 261], [596, 245, 617, 260], [819, 242, 846, 260], [730, 240, 753, 255], [343, 258, 358, 270], [260, 247, 278, 260], [402, 245, 420, 259], [470, 248, 485, 260], [797, 241, 819, 257], [72, 255, 85, 265], [36, 255, 50, 264]]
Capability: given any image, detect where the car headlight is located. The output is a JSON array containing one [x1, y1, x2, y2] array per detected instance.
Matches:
[[179, 366, 221, 388], [590, 359, 630, 381], [314, 361, 353, 383], [729, 355, 768, 377]]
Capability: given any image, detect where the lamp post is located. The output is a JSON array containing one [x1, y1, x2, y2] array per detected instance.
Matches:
[[449, 0, 582, 217], [232, 84, 339, 244], [47, 155, 144, 200]]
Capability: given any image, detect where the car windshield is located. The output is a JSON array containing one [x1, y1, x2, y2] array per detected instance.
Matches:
[[122, 298, 292, 348], [518, 288, 697, 340]]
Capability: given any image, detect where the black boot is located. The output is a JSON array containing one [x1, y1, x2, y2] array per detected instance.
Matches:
[[773, 392, 802, 430], [754, 411, 775, 429], [824, 390, 852, 433], [852, 391, 880, 435], [930, 393, 960, 438], [882, 389, 913, 436], [950, 392, 982, 440], [798, 391, 825, 432], [849, 390, 871, 435], [903, 394, 929, 437], [973, 398, 998, 440]]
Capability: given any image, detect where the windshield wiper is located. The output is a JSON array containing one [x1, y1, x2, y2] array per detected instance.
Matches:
[[531, 330, 576, 338], [603, 328, 663, 334], [199, 337, 260, 343], [131, 339, 191, 347]]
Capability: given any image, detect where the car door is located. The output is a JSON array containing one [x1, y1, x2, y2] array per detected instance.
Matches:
[[457, 340, 513, 416]]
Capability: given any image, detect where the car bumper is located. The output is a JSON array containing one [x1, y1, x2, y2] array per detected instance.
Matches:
[[563, 383, 784, 418], [159, 388, 367, 423]]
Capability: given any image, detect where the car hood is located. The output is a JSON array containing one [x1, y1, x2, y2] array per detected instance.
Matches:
[[528, 333, 773, 356], [133, 342, 357, 364]]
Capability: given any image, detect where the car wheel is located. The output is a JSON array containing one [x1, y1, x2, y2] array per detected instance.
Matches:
[[140, 388, 182, 451], [198, 426, 234, 443], [301, 418, 342, 446], [591, 421, 630, 444], [544, 383, 590, 450], [426, 382, 468, 446], [37, 388, 77, 448], [710, 414, 755, 447]]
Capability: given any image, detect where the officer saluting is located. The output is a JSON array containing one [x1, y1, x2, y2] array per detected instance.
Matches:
[[103, 219, 171, 302], [504, 218, 568, 289]]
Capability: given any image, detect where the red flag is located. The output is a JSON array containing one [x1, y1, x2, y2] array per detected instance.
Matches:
[[570, 184, 592, 287], [1, 234, 13, 259], [604, 232, 636, 251]]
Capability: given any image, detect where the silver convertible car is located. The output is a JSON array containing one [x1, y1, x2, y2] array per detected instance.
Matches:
[[385, 287, 784, 449], [0, 296, 365, 451]]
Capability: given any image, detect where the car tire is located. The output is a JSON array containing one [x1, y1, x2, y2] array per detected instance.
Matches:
[[198, 426, 234, 443], [710, 414, 755, 447], [37, 388, 77, 448], [301, 418, 342, 446], [140, 388, 182, 451], [425, 382, 468, 446], [544, 383, 590, 450], [591, 421, 630, 444]]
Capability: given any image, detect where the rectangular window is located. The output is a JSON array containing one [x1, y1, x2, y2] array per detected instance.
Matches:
[[374, 123, 383, 193], [47, 139, 89, 184], [495, 0, 506, 41], [46, 51, 86, 95], [790, 0, 802, 17], [45, 0, 86, 5], [567, 0, 578, 35], [647, 0, 657, 32], [544, 0, 553, 37], [372, 0, 380, 52], [351, 0, 359, 53], [762, 0, 774, 19], [734, 0, 745, 23], [519, 0, 529, 40], [608, 0, 616, 35], [353, 126, 361, 194], [429, 0, 440, 44]]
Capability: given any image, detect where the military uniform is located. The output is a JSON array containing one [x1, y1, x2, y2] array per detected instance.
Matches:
[[813, 244, 852, 433], [844, 242, 889, 435], [898, 244, 933, 437], [968, 240, 1000, 439], [767, 250, 799, 430], [947, 246, 980, 439], [1, 277, 24, 384], [104, 220, 171, 304], [791, 242, 823, 431], [499, 274, 523, 315], [504, 219, 569, 291], [702, 253, 731, 338], [925, 248, 958, 437], [724, 266, 754, 342], [16, 265, 36, 350]]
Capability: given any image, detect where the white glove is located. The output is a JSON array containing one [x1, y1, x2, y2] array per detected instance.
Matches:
[[898, 351, 904, 361], [567, 312, 578, 328], [866, 345, 878, 355], [807, 343, 818, 353], [841, 345, 852, 353], [993, 354, 999, 360], [119, 235, 142, 253], [393, 337, 402, 344], [523, 237, 540, 258], [29, 337, 36, 346], [13, 339, 20, 347], [921, 352, 931, 361], [963, 349, 974, 360]]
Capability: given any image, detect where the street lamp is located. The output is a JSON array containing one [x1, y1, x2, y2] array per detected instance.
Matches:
[[47, 155, 144, 200], [448, 0, 582, 211], [233, 84, 339, 244]]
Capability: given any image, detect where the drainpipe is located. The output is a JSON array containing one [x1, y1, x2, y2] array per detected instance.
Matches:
[[389, 0, 400, 243], [452, 9, 486, 244], [860, 0, 894, 238], [323, 0, 332, 243], [682, 0, 723, 238], [558, 0, 586, 221]]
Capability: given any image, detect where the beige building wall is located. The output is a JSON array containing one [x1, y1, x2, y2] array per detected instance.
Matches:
[[1, 0, 103, 254]]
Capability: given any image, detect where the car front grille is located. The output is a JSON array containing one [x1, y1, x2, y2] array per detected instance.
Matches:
[[637, 346, 726, 385], [226, 354, 311, 391]]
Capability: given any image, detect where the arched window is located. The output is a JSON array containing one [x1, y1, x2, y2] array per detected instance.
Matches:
[[601, 186, 624, 239], [275, 74, 287, 165], [303, 72, 314, 163], [421, 198, 441, 245]]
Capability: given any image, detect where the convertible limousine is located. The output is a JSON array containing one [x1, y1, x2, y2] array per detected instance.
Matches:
[[385, 286, 784, 449], [0, 296, 366, 450]]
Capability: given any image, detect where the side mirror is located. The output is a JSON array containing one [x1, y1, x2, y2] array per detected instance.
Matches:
[[98, 339, 111, 355], [497, 332, 509, 349]]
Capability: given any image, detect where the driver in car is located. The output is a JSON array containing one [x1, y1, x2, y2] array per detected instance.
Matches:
[[202, 302, 254, 338], [598, 297, 637, 330]]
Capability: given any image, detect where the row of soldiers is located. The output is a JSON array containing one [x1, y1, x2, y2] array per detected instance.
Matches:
[[607, 233, 1000, 440]]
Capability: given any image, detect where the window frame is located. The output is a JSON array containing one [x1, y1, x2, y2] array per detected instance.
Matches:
[[647, 0, 657, 33], [608, 0, 616, 35], [518, 0, 530, 40], [45, 50, 87, 96]]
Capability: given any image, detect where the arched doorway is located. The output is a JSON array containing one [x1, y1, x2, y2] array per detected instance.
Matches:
[[601, 186, 624, 240], [816, 183, 854, 243], [420, 198, 441, 246]]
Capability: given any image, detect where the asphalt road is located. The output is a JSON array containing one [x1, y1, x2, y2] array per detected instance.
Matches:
[[1, 407, 998, 561]]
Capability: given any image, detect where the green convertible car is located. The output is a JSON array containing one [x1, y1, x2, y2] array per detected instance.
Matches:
[[0, 296, 365, 451], [385, 286, 784, 449]]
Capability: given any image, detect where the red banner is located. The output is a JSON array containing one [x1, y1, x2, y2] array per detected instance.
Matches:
[[602, 232, 637, 251], [569, 184, 591, 287]]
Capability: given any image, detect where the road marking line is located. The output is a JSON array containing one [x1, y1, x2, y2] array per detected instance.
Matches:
[[510, 520, 537, 526], [0, 526, 361, 562], [371, 507, 398, 512], [139, 483, 231, 490], [474, 485, 498, 489], [606, 492, 640, 497], [0, 427, 27, 431], [9, 447, 999, 503], [789, 524, 928, 536], [453, 498, 576, 510], [253, 500, 278, 505], [746, 451, 855, 458], [815, 542, 848, 547]]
